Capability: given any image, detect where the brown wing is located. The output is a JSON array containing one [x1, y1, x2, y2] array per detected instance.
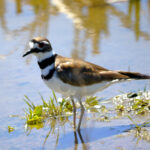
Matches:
[[55, 55, 150, 86], [55, 55, 130, 86]]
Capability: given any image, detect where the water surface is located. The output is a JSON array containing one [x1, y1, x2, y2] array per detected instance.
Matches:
[[0, 0, 150, 149]]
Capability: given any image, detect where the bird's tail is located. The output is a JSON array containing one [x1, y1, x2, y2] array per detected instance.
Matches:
[[118, 71, 150, 79]]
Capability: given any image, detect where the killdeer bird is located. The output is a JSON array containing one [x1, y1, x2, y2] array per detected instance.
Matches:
[[23, 37, 150, 131]]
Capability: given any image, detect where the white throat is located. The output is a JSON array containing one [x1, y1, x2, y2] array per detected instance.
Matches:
[[36, 51, 55, 62]]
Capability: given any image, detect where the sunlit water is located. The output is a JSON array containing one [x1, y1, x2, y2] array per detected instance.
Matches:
[[0, 0, 150, 149]]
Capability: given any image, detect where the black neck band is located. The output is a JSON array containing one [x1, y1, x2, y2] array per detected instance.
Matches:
[[38, 54, 57, 69]]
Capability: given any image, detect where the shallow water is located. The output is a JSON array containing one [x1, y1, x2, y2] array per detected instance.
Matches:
[[0, 0, 150, 149]]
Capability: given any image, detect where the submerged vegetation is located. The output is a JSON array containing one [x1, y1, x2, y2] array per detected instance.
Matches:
[[9, 90, 150, 146], [23, 90, 150, 127], [113, 90, 150, 142], [24, 91, 73, 125], [113, 90, 150, 115], [23, 91, 103, 128]]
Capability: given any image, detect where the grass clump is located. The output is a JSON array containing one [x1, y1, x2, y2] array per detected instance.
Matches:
[[113, 91, 150, 115], [24, 90, 150, 129], [24, 91, 73, 126], [85, 96, 99, 107], [24, 91, 103, 126], [115, 104, 125, 112], [132, 98, 150, 115], [25, 106, 43, 125]]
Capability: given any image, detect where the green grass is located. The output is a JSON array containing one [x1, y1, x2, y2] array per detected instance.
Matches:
[[23, 91, 102, 140], [22, 89, 150, 134], [24, 91, 73, 125], [24, 90, 150, 127], [132, 98, 150, 115], [24, 91, 101, 126], [8, 89, 150, 145]]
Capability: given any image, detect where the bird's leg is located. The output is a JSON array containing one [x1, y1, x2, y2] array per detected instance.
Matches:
[[74, 130, 78, 148], [77, 98, 85, 131], [70, 96, 76, 131]]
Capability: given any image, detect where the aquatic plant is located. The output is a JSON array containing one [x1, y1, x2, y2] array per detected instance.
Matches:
[[113, 91, 150, 115], [9, 90, 150, 147], [85, 96, 99, 107], [24, 94, 101, 125], [23, 92, 101, 146], [24, 91, 73, 125]]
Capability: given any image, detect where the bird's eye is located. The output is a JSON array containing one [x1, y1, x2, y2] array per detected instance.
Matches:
[[38, 43, 44, 48]]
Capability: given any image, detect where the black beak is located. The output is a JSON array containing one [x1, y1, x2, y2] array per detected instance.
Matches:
[[22, 50, 33, 57]]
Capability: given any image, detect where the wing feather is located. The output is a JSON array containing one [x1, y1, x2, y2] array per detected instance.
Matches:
[[55, 56, 129, 86]]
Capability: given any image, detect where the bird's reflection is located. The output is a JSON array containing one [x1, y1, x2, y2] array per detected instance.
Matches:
[[74, 131, 78, 150]]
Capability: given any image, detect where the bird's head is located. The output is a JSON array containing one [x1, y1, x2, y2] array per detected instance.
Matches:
[[23, 37, 52, 57]]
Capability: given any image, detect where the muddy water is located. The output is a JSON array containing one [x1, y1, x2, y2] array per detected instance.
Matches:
[[0, 0, 150, 149]]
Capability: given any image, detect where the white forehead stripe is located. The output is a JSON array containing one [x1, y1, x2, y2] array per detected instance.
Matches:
[[29, 41, 34, 48], [29, 41, 38, 49], [42, 41, 49, 44]]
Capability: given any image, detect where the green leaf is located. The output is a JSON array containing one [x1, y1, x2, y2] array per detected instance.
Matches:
[[52, 90, 57, 104], [33, 106, 43, 117], [24, 95, 35, 110]]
